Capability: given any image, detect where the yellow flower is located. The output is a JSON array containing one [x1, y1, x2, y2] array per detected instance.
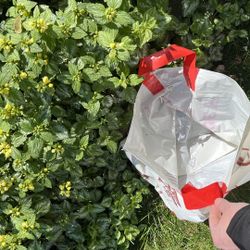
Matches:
[[0, 179, 12, 194], [59, 181, 72, 197], [19, 71, 28, 79], [42, 76, 50, 85], [36, 18, 48, 33], [0, 142, 12, 158], [0, 85, 10, 95]]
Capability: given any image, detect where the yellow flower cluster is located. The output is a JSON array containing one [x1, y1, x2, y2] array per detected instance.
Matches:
[[17, 3, 30, 17], [37, 167, 49, 179], [0, 142, 12, 158], [105, 7, 117, 21], [18, 179, 34, 192], [0, 37, 13, 52], [51, 143, 64, 154], [35, 53, 48, 65], [0, 179, 13, 194], [21, 221, 36, 230], [19, 71, 28, 80], [1, 103, 22, 119], [0, 84, 10, 96], [0, 235, 7, 248], [0, 129, 9, 138], [33, 124, 46, 135], [0, 234, 22, 249], [36, 76, 54, 92], [59, 181, 72, 198], [9, 207, 21, 217], [31, 18, 48, 33]]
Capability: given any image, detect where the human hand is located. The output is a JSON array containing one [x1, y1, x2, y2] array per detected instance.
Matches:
[[209, 198, 248, 250]]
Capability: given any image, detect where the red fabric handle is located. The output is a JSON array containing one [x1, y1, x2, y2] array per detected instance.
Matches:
[[181, 182, 227, 210], [138, 44, 199, 94]]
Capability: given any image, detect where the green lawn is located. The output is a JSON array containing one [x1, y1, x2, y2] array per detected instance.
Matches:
[[133, 181, 250, 250], [137, 196, 216, 250]]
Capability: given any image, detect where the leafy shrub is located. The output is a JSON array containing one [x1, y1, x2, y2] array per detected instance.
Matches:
[[177, 0, 250, 66], [0, 0, 174, 249], [0, 0, 249, 249]]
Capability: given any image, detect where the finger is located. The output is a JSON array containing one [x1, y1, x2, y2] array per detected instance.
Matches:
[[214, 198, 230, 213], [209, 204, 221, 228]]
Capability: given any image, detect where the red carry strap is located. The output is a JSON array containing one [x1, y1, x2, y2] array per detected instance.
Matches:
[[138, 44, 199, 94], [181, 182, 227, 210]]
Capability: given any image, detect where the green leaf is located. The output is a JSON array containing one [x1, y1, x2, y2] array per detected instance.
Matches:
[[101, 197, 112, 207], [137, 0, 168, 11], [7, 50, 20, 62], [82, 68, 99, 82], [107, 140, 117, 153], [51, 124, 69, 140], [86, 3, 105, 17], [33, 196, 51, 217], [122, 87, 137, 103], [68, 0, 77, 9], [117, 50, 130, 61], [75, 151, 84, 161], [105, 0, 122, 9], [11, 147, 22, 160], [141, 29, 153, 46], [115, 11, 133, 26], [0, 120, 10, 132], [20, 0, 37, 11], [93, 176, 105, 187], [97, 29, 118, 47], [98, 66, 112, 77], [8, 88, 25, 105], [128, 74, 143, 86], [68, 62, 79, 76], [80, 135, 89, 149], [82, 100, 100, 117], [44, 177, 52, 188], [78, 56, 95, 69], [182, 0, 200, 17], [57, 73, 73, 85], [27, 241, 43, 250], [72, 27, 87, 39], [117, 235, 126, 245], [33, 6, 40, 18], [19, 120, 33, 134], [120, 36, 136, 51], [30, 43, 43, 53], [65, 222, 85, 242], [40, 132, 56, 143], [12, 133, 27, 147], [72, 80, 81, 93], [27, 138, 44, 159], [0, 64, 18, 84], [102, 95, 113, 107]]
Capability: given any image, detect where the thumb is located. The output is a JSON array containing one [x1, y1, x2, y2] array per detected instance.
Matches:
[[214, 198, 230, 213]]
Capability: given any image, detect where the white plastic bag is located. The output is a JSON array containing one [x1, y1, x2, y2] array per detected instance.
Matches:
[[123, 44, 250, 222]]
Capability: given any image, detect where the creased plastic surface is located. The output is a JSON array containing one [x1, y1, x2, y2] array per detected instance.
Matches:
[[124, 67, 250, 222]]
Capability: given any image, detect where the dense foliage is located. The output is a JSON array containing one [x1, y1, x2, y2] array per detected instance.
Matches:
[[0, 0, 249, 249]]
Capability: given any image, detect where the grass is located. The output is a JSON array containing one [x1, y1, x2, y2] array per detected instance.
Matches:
[[132, 39, 250, 250], [135, 194, 216, 250], [134, 182, 250, 250]]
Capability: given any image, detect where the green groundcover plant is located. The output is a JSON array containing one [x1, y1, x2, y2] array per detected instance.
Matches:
[[0, 0, 249, 249], [0, 0, 173, 249]]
